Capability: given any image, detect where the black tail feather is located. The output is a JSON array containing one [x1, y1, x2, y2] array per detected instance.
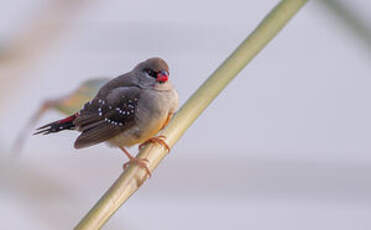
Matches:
[[34, 114, 77, 135]]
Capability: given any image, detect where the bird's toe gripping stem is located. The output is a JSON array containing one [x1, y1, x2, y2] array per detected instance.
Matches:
[[139, 135, 170, 152], [120, 146, 152, 177], [123, 158, 151, 177]]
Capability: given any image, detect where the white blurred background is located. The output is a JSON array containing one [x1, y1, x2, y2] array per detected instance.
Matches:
[[1, 0, 371, 229]]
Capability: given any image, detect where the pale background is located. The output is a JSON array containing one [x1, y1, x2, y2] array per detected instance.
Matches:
[[1, 0, 371, 229]]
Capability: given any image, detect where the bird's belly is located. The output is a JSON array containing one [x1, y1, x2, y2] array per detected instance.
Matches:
[[107, 89, 175, 148], [107, 114, 166, 147]]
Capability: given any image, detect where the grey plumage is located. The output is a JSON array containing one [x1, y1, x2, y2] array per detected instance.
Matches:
[[73, 87, 141, 148], [36, 57, 178, 151]]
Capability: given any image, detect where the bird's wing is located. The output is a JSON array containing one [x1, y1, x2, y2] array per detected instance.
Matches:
[[73, 86, 141, 149]]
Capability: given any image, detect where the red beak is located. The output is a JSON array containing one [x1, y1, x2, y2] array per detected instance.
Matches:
[[156, 71, 169, 83]]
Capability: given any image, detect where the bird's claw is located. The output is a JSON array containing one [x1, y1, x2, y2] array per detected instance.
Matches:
[[139, 135, 170, 152], [123, 158, 152, 177]]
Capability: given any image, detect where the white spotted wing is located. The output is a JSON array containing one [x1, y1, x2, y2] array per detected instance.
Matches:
[[73, 87, 141, 149]]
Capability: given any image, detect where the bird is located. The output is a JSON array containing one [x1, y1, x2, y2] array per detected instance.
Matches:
[[34, 57, 178, 176]]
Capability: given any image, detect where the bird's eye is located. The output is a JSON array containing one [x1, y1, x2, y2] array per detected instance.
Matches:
[[144, 68, 157, 78]]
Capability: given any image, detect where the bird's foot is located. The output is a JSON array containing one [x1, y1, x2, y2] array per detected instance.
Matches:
[[139, 135, 170, 152], [123, 158, 152, 177], [120, 146, 151, 177]]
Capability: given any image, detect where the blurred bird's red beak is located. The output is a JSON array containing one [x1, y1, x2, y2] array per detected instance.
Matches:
[[156, 71, 169, 83]]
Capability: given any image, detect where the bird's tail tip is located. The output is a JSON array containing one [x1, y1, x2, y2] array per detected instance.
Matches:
[[33, 114, 77, 135]]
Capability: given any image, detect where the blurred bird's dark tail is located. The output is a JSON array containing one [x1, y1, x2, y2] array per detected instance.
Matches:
[[34, 113, 78, 135]]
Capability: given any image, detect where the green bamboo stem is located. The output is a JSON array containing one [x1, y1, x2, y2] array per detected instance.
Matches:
[[74, 0, 308, 229]]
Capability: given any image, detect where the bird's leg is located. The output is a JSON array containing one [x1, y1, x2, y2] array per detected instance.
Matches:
[[160, 112, 174, 130], [139, 135, 170, 152], [119, 146, 151, 177], [138, 113, 173, 152]]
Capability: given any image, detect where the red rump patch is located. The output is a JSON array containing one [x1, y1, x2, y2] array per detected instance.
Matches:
[[57, 113, 78, 124]]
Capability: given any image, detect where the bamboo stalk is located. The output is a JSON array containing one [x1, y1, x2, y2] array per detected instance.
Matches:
[[75, 0, 308, 229]]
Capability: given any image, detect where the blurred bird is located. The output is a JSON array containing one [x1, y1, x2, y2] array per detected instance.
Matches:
[[34, 57, 178, 176], [12, 77, 110, 155]]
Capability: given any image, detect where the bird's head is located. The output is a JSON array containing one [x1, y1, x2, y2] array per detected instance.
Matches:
[[135, 57, 170, 85]]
